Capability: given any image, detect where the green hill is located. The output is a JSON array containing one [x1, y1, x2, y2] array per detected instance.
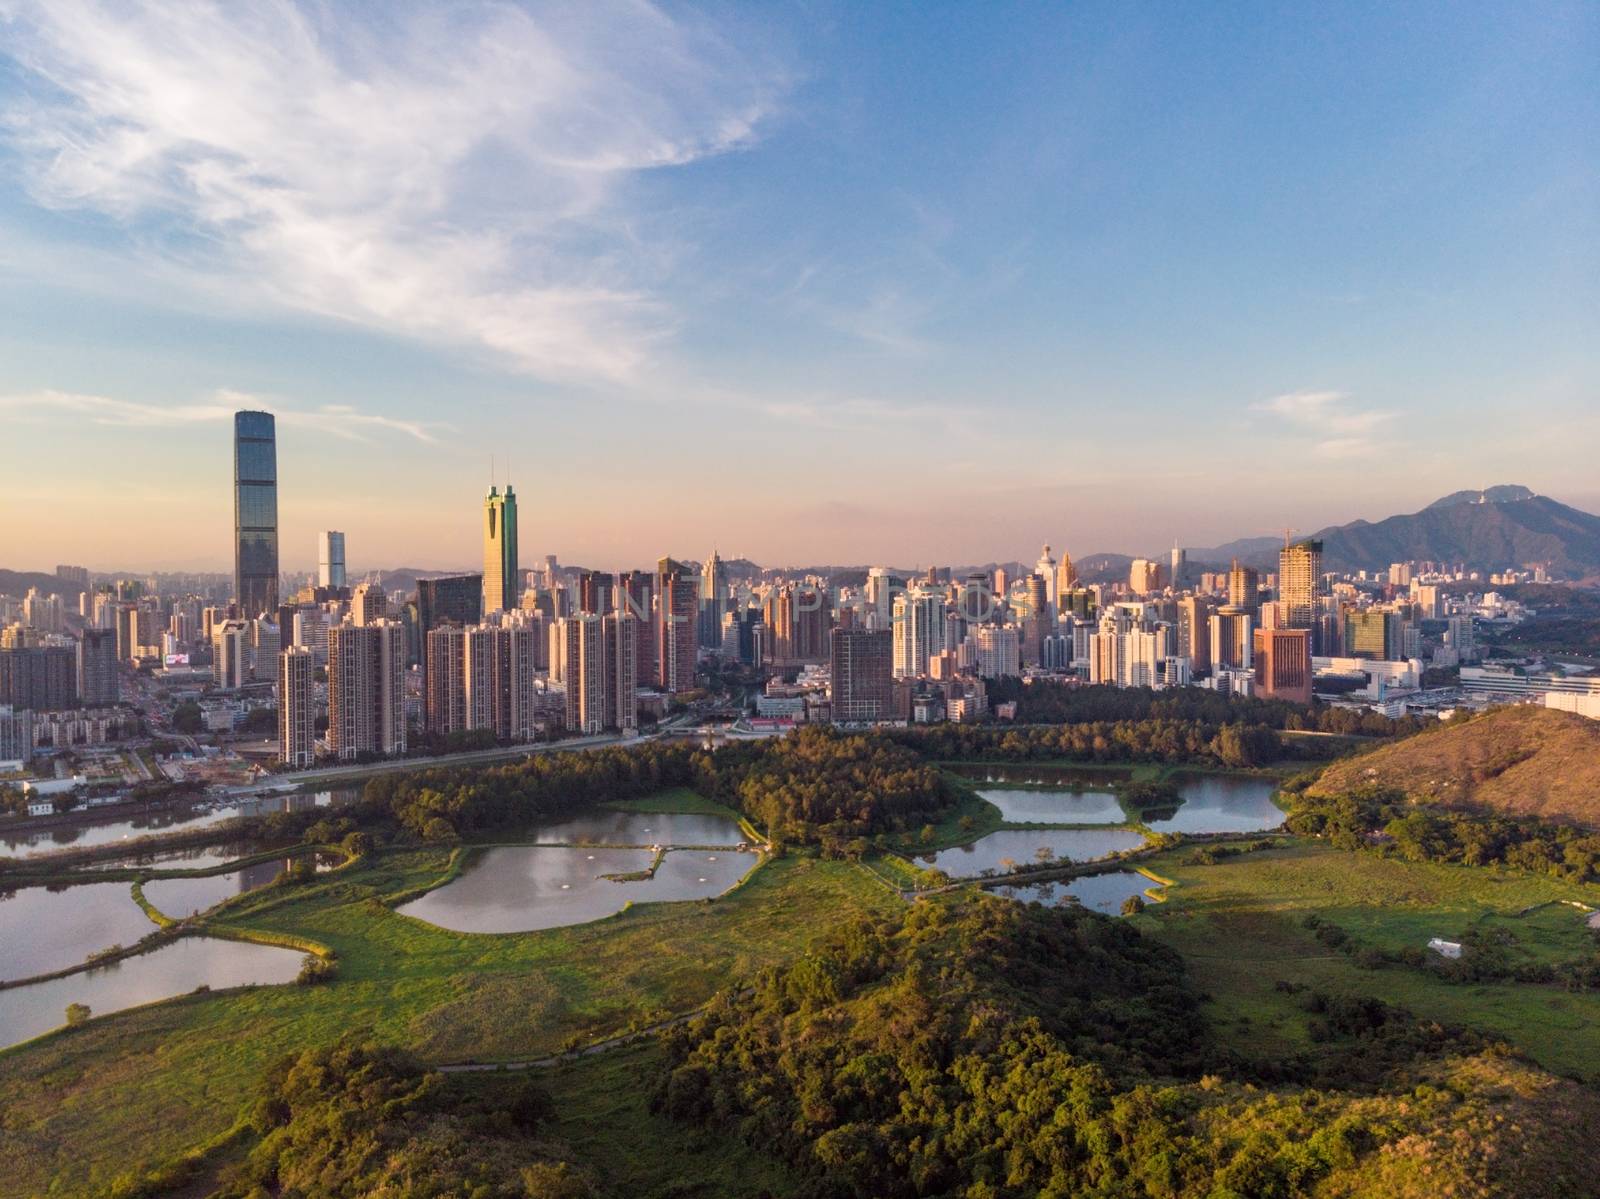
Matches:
[[1308, 706, 1600, 826], [654, 893, 1600, 1198]]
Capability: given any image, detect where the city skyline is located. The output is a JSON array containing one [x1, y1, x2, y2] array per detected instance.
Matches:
[[1, 1, 1597, 569]]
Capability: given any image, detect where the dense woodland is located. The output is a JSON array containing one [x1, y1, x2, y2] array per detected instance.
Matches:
[[991, 680, 1428, 737], [278, 727, 955, 853], [653, 893, 1562, 1199], [201, 1040, 593, 1199], [1285, 785, 1600, 882]]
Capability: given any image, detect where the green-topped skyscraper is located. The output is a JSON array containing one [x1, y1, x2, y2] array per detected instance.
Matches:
[[482, 483, 518, 614]]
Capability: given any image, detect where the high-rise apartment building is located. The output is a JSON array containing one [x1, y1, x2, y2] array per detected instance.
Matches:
[[656, 558, 698, 694], [76, 627, 119, 705], [618, 570, 655, 685], [233, 410, 279, 618], [971, 624, 1021, 680], [351, 582, 385, 626], [328, 621, 407, 760], [892, 588, 944, 679], [277, 646, 315, 767], [482, 485, 519, 614], [1278, 539, 1323, 632], [318, 531, 346, 589], [0, 644, 77, 709], [416, 574, 483, 670], [829, 627, 894, 723]]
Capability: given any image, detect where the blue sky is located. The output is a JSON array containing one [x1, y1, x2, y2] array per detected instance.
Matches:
[[0, 0, 1595, 572]]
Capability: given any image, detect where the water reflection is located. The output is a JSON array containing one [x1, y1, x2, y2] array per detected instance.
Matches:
[[989, 870, 1163, 915], [397, 846, 753, 933], [920, 828, 1146, 878], [0, 937, 303, 1050], [0, 882, 156, 982]]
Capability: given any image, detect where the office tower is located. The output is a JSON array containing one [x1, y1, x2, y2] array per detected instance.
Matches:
[[1035, 545, 1058, 606], [318, 531, 346, 589], [829, 627, 894, 723], [1227, 560, 1261, 614], [1055, 551, 1078, 597], [278, 646, 315, 768], [699, 549, 729, 649], [656, 557, 698, 694], [76, 627, 118, 705], [416, 574, 483, 668], [482, 484, 519, 614], [233, 410, 279, 618], [213, 620, 250, 689], [1278, 539, 1323, 631], [1209, 606, 1254, 671], [992, 568, 1009, 609], [971, 625, 1021, 679], [1345, 609, 1409, 661], [1177, 595, 1213, 676], [1170, 544, 1187, 588], [1128, 558, 1163, 596], [328, 621, 407, 759], [892, 588, 944, 679], [1021, 573, 1051, 665], [351, 582, 385, 626], [1254, 628, 1313, 704]]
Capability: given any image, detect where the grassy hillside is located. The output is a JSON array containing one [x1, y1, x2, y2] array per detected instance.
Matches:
[[1308, 706, 1600, 826]]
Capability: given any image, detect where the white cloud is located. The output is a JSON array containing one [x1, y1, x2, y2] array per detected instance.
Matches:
[[0, 388, 447, 442], [0, 0, 780, 383], [1254, 390, 1396, 456]]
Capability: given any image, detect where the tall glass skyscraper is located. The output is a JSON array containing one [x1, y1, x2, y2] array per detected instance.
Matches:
[[234, 410, 279, 617], [482, 484, 518, 613]]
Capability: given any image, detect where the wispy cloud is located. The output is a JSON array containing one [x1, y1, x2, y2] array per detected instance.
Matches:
[[1254, 390, 1395, 457], [0, 388, 447, 443], [0, 0, 781, 383]]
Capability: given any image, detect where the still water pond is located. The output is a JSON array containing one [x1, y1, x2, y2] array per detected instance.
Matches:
[[0, 882, 155, 982], [920, 828, 1146, 878], [398, 845, 753, 933], [1142, 775, 1284, 835], [989, 870, 1163, 915], [971, 773, 1282, 835], [139, 863, 285, 919], [0, 788, 359, 860], [976, 788, 1126, 824], [0, 936, 303, 1050]]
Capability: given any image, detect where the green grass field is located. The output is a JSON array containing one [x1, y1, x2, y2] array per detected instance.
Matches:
[[604, 786, 741, 820], [1133, 839, 1600, 1077], [0, 847, 900, 1198]]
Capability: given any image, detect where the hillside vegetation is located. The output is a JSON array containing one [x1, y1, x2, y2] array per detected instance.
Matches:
[[1308, 706, 1600, 827], [655, 894, 1600, 1199]]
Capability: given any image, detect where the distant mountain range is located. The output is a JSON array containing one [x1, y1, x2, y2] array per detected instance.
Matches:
[[7, 487, 1599, 597], [1193, 487, 1600, 577]]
